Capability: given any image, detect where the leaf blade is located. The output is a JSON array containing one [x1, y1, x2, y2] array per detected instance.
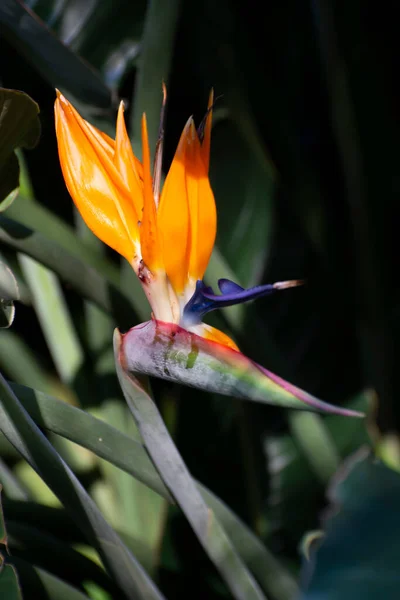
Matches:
[[10, 380, 297, 598], [0, 372, 165, 600], [0, 2, 111, 108]]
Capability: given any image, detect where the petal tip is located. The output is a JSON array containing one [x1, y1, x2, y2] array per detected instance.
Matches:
[[162, 82, 167, 105], [273, 279, 305, 290]]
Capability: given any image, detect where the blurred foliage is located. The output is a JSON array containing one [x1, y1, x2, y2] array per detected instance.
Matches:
[[0, 87, 40, 205], [299, 449, 400, 599], [0, 0, 399, 598]]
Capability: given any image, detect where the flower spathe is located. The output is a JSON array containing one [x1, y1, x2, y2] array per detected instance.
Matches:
[[54, 89, 300, 351]]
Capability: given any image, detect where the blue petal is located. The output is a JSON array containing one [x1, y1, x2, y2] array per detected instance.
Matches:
[[203, 282, 276, 307], [182, 278, 278, 325], [217, 279, 244, 294]]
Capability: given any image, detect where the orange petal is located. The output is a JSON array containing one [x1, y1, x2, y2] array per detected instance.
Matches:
[[186, 121, 216, 282], [200, 89, 214, 173], [158, 119, 192, 293], [140, 114, 161, 271], [114, 101, 144, 217], [85, 122, 115, 158], [55, 92, 138, 261]]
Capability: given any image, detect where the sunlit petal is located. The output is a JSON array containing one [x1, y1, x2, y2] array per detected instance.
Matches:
[[140, 114, 162, 271], [158, 118, 191, 293], [186, 121, 216, 282], [55, 92, 137, 261], [84, 121, 115, 158], [114, 101, 143, 217]]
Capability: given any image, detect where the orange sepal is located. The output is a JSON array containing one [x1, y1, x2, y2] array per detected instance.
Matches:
[[140, 114, 162, 271], [54, 92, 141, 262], [84, 121, 115, 158], [157, 118, 192, 293], [114, 102, 144, 218], [186, 121, 216, 282]]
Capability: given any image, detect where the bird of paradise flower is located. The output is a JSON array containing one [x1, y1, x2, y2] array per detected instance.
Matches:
[[54, 87, 362, 417]]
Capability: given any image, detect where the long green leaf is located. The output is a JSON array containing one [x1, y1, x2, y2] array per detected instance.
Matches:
[[0, 485, 23, 600], [0, 330, 54, 393], [0, 562, 22, 600], [131, 0, 182, 152], [5, 197, 149, 321], [7, 556, 92, 600], [97, 398, 168, 575], [19, 256, 84, 384], [1, 500, 82, 544], [9, 381, 297, 598], [10, 381, 170, 500], [0, 215, 138, 329], [7, 520, 116, 596], [0, 260, 18, 328], [0, 372, 165, 600], [288, 411, 341, 484], [0, 0, 111, 108], [0, 458, 29, 501]]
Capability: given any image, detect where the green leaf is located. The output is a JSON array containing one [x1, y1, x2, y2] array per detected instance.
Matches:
[[0, 186, 19, 214], [4, 196, 149, 321], [0, 88, 40, 164], [300, 448, 400, 600], [0, 485, 6, 545], [19, 255, 84, 384], [96, 399, 167, 575], [0, 562, 23, 600], [0, 261, 19, 328], [0, 153, 19, 210], [120, 320, 364, 416], [10, 381, 297, 599], [0, 261, 18, 301], [288, 411, 341, 484], [265, 394, 369, 543], [0, 88, 40, 203], [0, 373, 166, 600], [0, 298, 15, 329], [1, 500, 83, 544], [7, 556, 92, 600], [0, 331, 56, 394], [0, 2, 111, 108], [131, 0, 182, 153], [7, 520, 117, 597], [114, 329, 267, 600], [63, 0, 145, 92], [0, 459, 29, 501], [0, 485, 23, 600], [10, 381, 171, 500], [0, 214, 140, 329]]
